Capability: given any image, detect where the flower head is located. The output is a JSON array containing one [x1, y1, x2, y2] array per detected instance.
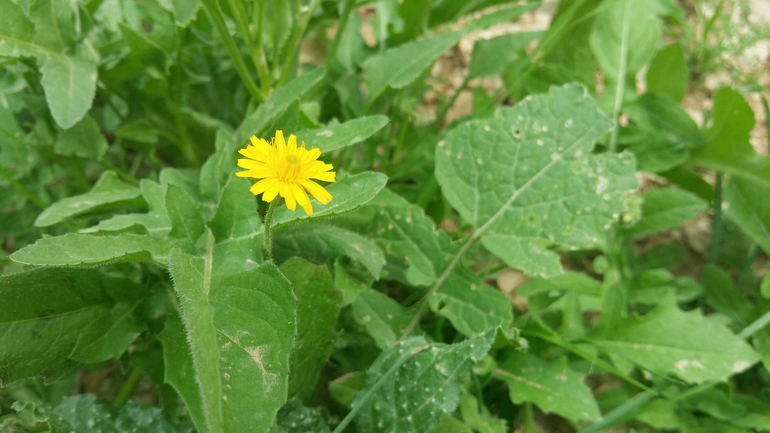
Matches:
[[236, 130, 336, 216]]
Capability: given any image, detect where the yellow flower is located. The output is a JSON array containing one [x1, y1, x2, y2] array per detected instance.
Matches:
[[236, 130, 336, 216]]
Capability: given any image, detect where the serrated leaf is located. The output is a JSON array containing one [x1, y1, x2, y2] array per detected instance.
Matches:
[[590, 0, 660, 80], [166, 184, 205, 241], [295, 115, 390, 153], [280, 258, 342, 401], [724, 177, 770, 255], [274, 224, 384, 279], [363, 31, 463, 102], [621, 188, 707, 237], [35, 171, 143, 227], [692, 87, 770, 188], [352, 289, 417, 349], [53, 114, 108, 159], [168, 247, 296, 433], [271, 172, 388, 230], [436, 84, 638, 277], [236, 68, 325, 144], [646, 42, 688, 102], [0, 268, 142, 385], [591, 293, 759, 383], [496, 351, 601, 422], [30, 394, 192, 433], [9, 233, 177, 267], [352, 331, 495, 433]]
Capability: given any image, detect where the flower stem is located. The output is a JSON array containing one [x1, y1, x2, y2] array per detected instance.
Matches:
[[113, 368, 143, 407], [262, 199, 279, 262]]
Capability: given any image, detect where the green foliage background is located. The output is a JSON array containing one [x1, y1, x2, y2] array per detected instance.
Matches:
[[2, 0, 770, 432]]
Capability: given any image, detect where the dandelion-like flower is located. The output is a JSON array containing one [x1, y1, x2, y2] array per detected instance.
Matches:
[[236, 130, 336, 216]]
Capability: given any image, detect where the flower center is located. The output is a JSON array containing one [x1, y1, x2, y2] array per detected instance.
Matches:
[[279, 154, 302, 181]]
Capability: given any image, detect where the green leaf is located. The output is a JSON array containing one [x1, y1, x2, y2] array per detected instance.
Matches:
[[0, 268, 143, 385], [158, 316, 207, 432], [208, 175, 263, 274], [275, 399, 331, 433], [363, 31, 463, 102], [464, 2, 541, 32], [590, 0, 660, 79], [70, 300, 146, 364], [621, 188, 707, 237], [280, 258, 342, 401], [459, 393, 507, 433], [82, 179, 172, 235], [352, 331, 495, 433], [352, 289, 417, 349], [236, 68, 325, 144], [166, 184, 205, 242], [628, 269, 701, 305], [30, 394, 192, 433], [496, 351, 601, 422], [468, 32, 541, 80], [692, 87, 770, 188], [173, 0, 201, 26], [35, 171, 143, 227], [274, 224, 385, 279], [9, 233, 177, 267], [591, 293, 759, 383], [271, 172, 388, 231], [295, 115, 390, 153], [646, 42, 689, 102], [436, 84, 638, 277], [329, 372, 366, 409], [200, 128, 238, 201], [701, 265, 753, 326], [168, 248, 297, 433], [724, 177, 770, 255], [53, 114, 108, 159]]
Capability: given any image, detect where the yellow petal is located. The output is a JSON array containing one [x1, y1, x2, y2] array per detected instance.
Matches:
[[310, 171, 336, 182], [288, 134, 298, 150], [235, 170, 252, 178], [250, 177, 278, 195], [263, 180, 282, 202], [281, 182, 297, 211], [300, 180, 332, 204]]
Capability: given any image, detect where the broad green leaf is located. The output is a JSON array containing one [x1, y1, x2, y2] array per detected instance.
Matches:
[[352, 331, 495, 433], [9, 233, 177, 267], [590, 0, 660, 79], [352, 289, 417, 349], [82, 179, 172, 235], [363, 31, 463, 102], [0, 268, 143, 385], [169, 248, 296, 433], [436, 84, 638, 277], [646, 43, 688, 101], [70, 300, 146, 364], [160, 167, 202, 202], [274, 223, 385, 279], [30, 394, 192, 433], [236, 68, 325, 144], [35, 171, 143, 227], [280, 258, 342, 401], [458, 393, 507, 433], [166, 184, 205, 242], [468, 32, 541, 80], [200, 128, 238, 201], [591, 293, 759, 383], [53, 114, 108, 159], [275, 399, 331, 433], [295, 115, 390, 153], [339, 188, 451, 286], [496, 351, 601, 422], [692, 87, 770, 188], [158, 316, 207, 433], [724, 177, 770, 255], [271, 172, 388, 230], [0, 0, 97, 128], [701, 265, 752, 326], [173, 0, 201, 26], [621, 188, 707, 237], [208, 176, 263, 274]]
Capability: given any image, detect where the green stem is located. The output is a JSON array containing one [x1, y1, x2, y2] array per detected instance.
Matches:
[[251, 0, 272, 93], [708, 173, 724, 265], [262, 199, 279, 262], [432, 74, 471, 129], [113, 368, 143, 407], [735, 244, 761, 287], [0, 165, 47, 209], [324, 0, 356, 71], [278, 0, 322, 87], [200, 0, 265, 102], [608, 0, 631, 154], [738, 308, 770, 339]]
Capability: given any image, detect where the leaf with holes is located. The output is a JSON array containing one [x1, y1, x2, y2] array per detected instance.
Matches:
[[436, 84, 638, 277]]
